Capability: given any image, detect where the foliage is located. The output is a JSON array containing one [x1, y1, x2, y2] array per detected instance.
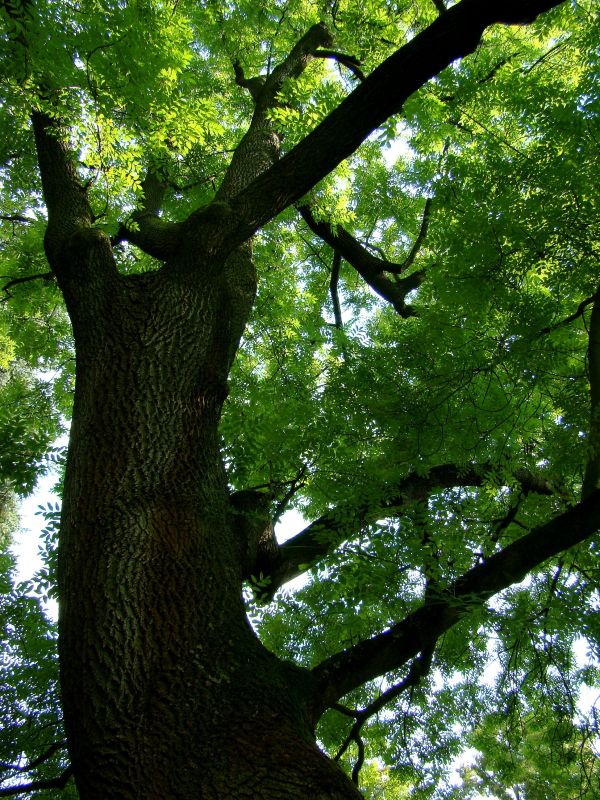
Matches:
[[0, 0, 598, 796]]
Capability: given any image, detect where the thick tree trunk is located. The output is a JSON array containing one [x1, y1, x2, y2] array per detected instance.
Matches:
[[57, 242, 360, 799]]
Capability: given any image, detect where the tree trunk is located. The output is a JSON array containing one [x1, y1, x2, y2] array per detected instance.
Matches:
[[57, 241, 361, 799]]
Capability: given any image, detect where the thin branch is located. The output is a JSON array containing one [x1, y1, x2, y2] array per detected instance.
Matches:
[[0, 767, 73, 797], [582, 288, 600, 498], [2, 271, 55, 298], [335, 644, 435, 766], [330, 250, 343, 328], [540, 293, 597, 335], [400, 197, 433, 273], [0, 213, 33, 224], [314, 50, 366, 81], [0, 742, 67, 774], [311, 487, 600, 715], [298, 205, 423, 317]]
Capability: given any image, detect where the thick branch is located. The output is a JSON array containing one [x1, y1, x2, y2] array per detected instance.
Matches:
[[259, 464, 555, 598], [113, 171, 182, 260], [215, 23, 333, 201], [299, 205, 424, 316], [218, 0, 564, 249], [31, 111, 93, 265], [311, 488, 600, 714]]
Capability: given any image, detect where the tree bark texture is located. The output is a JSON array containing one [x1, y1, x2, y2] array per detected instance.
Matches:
[[57, 236, 361, 799]]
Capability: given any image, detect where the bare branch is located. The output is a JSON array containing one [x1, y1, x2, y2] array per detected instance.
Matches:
[[311, 487, 600, 714], [0, 741, 67, 774], [540, 292, 597, 335], [0, 213, 33, 224], [330, 250, 343, 329], [334, 644, 435, 770], [400, 197, 433, 273]]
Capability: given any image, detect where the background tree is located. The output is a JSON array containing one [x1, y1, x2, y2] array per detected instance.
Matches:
[[0, 0, 598, 798]]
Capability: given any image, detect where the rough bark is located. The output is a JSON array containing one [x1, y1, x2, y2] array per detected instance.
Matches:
[[56, 241, 361, 799]]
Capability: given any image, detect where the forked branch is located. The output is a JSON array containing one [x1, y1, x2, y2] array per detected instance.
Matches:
[[219, 0, 565, 250], [298, 204, 425, 317], [311, 487, 600, 715], [256, 464, 556, 599], [334, 643, 435, 783]]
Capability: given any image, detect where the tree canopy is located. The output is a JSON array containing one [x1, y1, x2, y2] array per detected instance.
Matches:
[[0, 0, 598, 797]]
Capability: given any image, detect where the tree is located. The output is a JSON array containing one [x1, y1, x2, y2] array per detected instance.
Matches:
[[0, 0, 598, 797]]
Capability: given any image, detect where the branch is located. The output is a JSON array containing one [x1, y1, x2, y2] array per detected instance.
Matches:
[[330, 250, 343, 329], [314, 50, 366, 82], [0, 742, 67, 774], [0, 213, 33, 224], [258, 464, 555, 599], [215, 23, 333, 201], [311, 487, 600, 714], [2, 271, 55, 298], [540, 293, 597, 335], [400, 197, 433, 273], [298, 205, 424, 317], [334, 644, 435, 772], [30, 111, 94, 265], [0, 767, 73, 797], [112, 171, 182, 260], [582, 289, 600, 498], [431, 0, 447, 13], [217, 0, 565, 249]]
